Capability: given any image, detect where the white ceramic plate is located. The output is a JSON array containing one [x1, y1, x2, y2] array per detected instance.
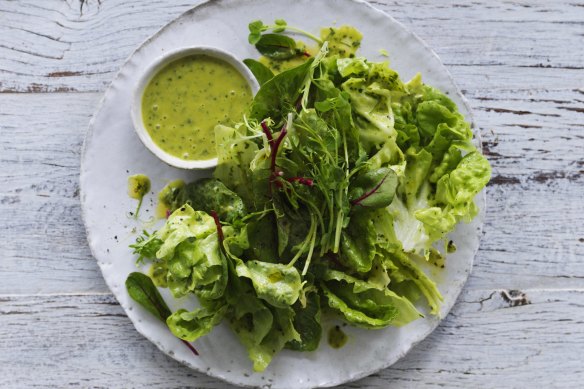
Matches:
[[80, 0, 485, 387]]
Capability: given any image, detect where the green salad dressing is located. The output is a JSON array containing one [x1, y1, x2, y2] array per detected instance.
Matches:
[[156, 179, 185, 218], [259, 40, 316, 74], [142, 55, 252, 161], [328, 325, 348, 349], [148, 262, 168, 288], [127, 174, 151, 218], [321, 26, 362, 58]]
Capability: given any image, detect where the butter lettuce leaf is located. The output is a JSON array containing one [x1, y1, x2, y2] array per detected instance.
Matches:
[[339, 211, 377, 273], [167, 302, 228, 342], [155, 205, 216, 260], [236, 260, 302, 308], [226, 262, 300, 372], [435, 151, 492, 219], [321, 269, 422, 328], [214, 124, 262, 209]]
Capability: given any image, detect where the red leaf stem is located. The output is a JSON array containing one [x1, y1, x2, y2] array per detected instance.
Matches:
[[270, 124, 287, 175], [287, 177, 314, 186], [210, 210, 224, 243], [180, 339, 199, 356], [261, 121, 274, 145], [350, 175, 388, 207]]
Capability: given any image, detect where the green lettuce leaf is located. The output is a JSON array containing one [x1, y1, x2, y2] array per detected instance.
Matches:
[[337, 57, 369, 77], [166, 232, 228, 300], [339, 211, 376, 273], [249, 58, 314, 124], [342, 77, 395, 154], [435, 151, 491, 218], [245, 214, 279, 263], [170, 178, 246, 223], [154, 205, 216, 260], [321, 269, 422, 328], [131, 205, 228, 300], [286, 289, 322, 351], [235, 260, 302, 308], [383, 249, 443, 315], [226, 261, 300, 372], [349, 167, 398, 209], [167, 302, 228, 342], [214, 124, 261, 209]]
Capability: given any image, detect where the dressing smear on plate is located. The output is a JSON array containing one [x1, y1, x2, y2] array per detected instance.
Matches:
[[127, 174, 150, 218], [142, 55, 252, 161]]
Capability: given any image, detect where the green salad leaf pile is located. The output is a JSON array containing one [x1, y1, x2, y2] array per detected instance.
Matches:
[[127, 20, 491, 372]]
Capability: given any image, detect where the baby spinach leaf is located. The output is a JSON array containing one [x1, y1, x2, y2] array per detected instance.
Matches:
[[249, 58, 314, 124], [126, 272, 199, 356], [286, 291, 322, 351], [246, 214, 278, 263], [243, 59, 275, 86], [173, 178, 247, 224], [126, 272, 171, 322], [255, 33, 303, 60], [273, 193, 311, 258]]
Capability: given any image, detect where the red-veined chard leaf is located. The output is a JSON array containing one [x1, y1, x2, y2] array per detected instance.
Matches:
[[349, 167, 398, 208]]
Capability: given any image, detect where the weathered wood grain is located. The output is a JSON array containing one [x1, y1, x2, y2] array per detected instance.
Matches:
[[1, 0, 583, 387], [1, 85, 582, 293], [0, 93, 108, 294], [0, 0, 196, 93], [0, 289, 582, 388], [0, 0, 582, 92]]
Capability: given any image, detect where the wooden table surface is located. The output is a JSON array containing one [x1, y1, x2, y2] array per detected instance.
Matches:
[[1, 0, 583, 387]]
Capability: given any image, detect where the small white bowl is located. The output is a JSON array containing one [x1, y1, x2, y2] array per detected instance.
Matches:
[[131, 46, 260, 170]]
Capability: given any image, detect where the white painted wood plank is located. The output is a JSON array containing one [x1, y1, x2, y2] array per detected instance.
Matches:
[[0, 0, 582, 92], [0, 289, 582, 388], [0, 93, 108, 294], [0, 0, 197, 92], [0, 1, 583, 386], [353, 288, 584, 388], [1, 86, 582, 294]]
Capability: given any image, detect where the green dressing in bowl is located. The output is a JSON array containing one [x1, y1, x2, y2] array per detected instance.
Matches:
[[141, 54, 252, 161]]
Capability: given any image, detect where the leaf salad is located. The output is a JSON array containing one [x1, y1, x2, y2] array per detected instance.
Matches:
[[127, 20, 491, 372]]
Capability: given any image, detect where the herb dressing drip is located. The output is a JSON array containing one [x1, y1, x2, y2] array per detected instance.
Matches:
[[127, 174, 151, 218], [328, 325, 348, 349]]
